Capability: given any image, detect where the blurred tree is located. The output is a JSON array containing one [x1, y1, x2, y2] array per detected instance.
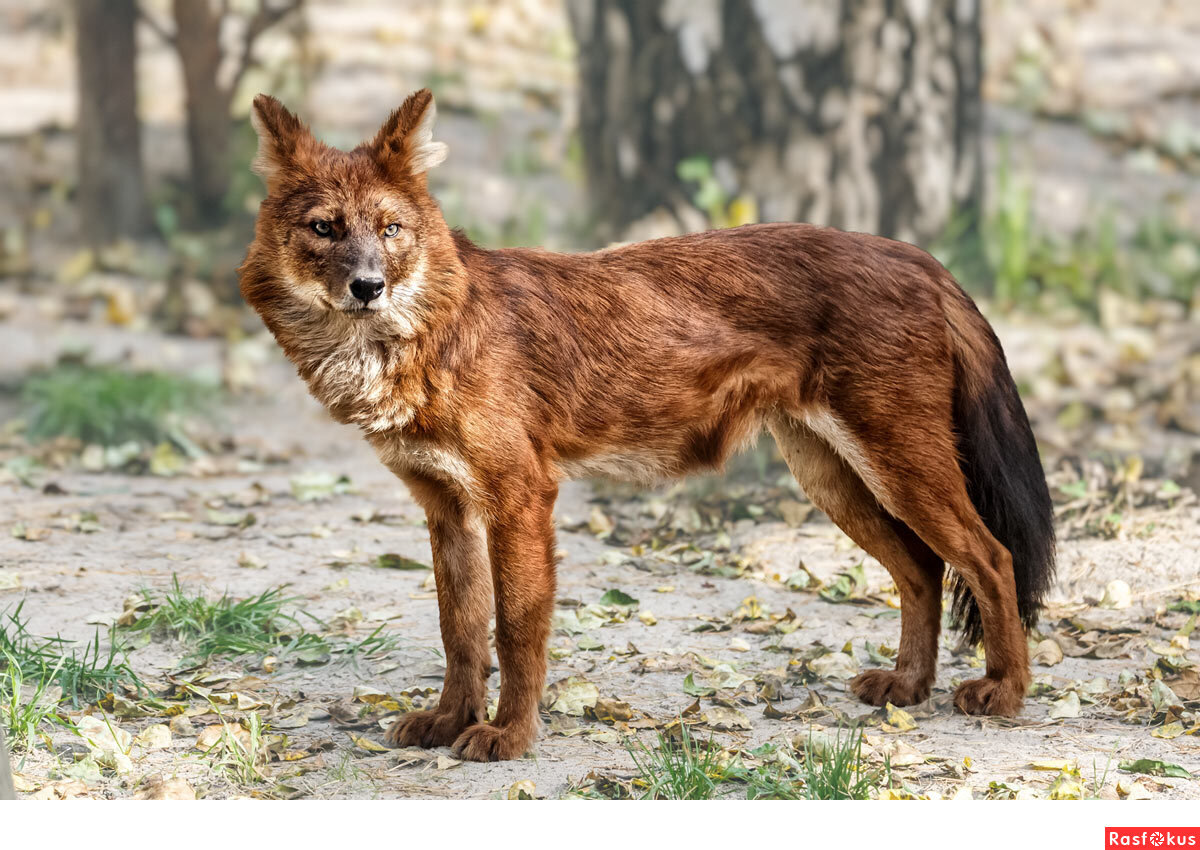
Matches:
[[567, 0, 985, 266], [74, 0, 151, 246], [142, 0, 301, 227]]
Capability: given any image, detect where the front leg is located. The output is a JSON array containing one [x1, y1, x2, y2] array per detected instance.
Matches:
[[386, 475, 492, 749], [454, 476, 558, 761]]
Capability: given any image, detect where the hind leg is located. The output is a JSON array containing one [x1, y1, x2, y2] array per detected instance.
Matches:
[[769, 418, 944, 706], [800, 408, 1030, 716]]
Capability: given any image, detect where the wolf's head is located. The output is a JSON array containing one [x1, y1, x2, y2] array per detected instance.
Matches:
[[240, 89, 460, 341]]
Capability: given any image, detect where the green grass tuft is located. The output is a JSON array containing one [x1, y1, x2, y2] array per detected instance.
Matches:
[[21, 363, 214, 448], [207, 710, 272, 786], [0, 648, 63, 751], [797, 725, 884, 800], [625, 723, 727, 800], [740, 726, 886, 800], [623, 722, 887, 800], [122, 577, 404, 668], [0, 603, 144, 748], [0, 602, 142, 710], [122, 578, 325, 666]]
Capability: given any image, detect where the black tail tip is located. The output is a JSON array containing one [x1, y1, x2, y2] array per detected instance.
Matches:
[[951, 358, 1056, 644]]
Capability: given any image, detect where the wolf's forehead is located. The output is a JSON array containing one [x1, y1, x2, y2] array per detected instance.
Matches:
[[297, 152, 401, 197], [298, 174, 407, 216]]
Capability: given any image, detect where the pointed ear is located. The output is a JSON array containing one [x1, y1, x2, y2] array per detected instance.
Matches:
[[250, 94, 311, 186], [370, 89, 448, 178]]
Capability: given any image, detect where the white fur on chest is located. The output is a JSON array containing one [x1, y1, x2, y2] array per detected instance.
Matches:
[[299, 335, 413, 433]]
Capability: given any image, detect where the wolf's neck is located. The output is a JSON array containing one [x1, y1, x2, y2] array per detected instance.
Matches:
[[278, 312, 420, 434]]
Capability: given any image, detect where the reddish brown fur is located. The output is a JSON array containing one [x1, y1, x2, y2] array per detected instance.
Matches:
[[240, 90, 1048, 761]]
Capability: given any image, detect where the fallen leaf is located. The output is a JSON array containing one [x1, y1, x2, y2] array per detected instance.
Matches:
[[587, 506, 614, 537], [133, 724, 172, 750], [590, 698, 633, 724], [508, 780, 536, 800], [599, 589, 638, 608], [11, 524, 50, 541], [32, 780, 89, 800], [77, 714, 132, 757], [818, 563, 868, 603], [1030, 758, 1076, 772], [353, 686, 390, 704], [290, 471, 353, 502], [1031, 638, 1064, 666], [375, 553, 429, 571], [1151, 722, 1185, 740], [683, 672, 716, 697], [1150, 680, 1181, 713], [1116, 777, 1153, 800], [350, 733, 391, 753], [204, 509, 255, 529], [134, 775, 195, 800], [884, 703, 917, 732], [1049, 691, 1081, 719], [809, 652, 858, 680], [237, 552, 267, 569], [365, 607, 404, 622], [1100, 580, 1132, 610], [1048, 770, 1085, 800], [1119, 759, 1191, 779], [701, 706, 751, 730], [543, 676, 599, 716]]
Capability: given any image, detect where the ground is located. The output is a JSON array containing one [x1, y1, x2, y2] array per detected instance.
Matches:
[[1, 302, 1197, 800], [1, 0, 1199, 803]]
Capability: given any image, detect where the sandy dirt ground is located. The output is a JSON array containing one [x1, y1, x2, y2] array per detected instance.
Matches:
[[0, 0, 1199, 802], [1, 305, 1198, 800]]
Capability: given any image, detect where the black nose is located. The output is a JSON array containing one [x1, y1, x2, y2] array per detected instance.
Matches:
[[349, 276, 385, 304]]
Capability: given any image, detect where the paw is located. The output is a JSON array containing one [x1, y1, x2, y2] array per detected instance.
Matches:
[[953, 676, 1024, 717], [385, 708, 473, 749], [849, 669, 932, 707], [452, 723, 531, 762]]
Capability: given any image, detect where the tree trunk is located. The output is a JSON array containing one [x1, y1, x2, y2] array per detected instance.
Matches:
[[567, 0, 984, 257], [74, 0, 149, 246], [172, 0, 234, 227]]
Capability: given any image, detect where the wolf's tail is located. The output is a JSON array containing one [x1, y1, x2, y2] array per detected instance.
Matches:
[[942, 286, 1056, 645]]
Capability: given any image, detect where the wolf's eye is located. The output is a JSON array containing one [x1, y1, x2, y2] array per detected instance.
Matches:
[[312, 220, 332, 237], [383, 223, 400, 238]]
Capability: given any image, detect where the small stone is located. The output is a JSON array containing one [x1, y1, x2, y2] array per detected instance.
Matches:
[[169, 715, 195, 737]]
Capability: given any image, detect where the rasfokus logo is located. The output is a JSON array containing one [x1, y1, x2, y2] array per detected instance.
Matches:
[[1107, 829, 1200, 847]]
